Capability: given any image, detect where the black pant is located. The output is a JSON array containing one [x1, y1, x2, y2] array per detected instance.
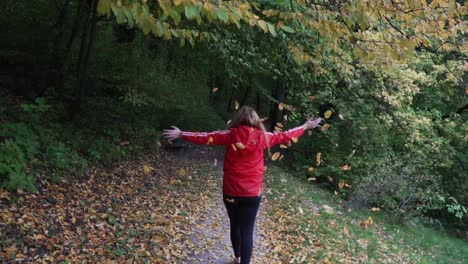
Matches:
[[223, 194, 261, 264]]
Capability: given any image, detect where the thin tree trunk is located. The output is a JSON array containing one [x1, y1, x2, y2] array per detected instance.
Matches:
[[269, 80, 284, 131]]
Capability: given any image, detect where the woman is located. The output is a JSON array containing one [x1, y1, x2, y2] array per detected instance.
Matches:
[[163, 106, 321, 264]]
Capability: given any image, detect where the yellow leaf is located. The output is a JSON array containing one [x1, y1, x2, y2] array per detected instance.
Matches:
[[338, 114, 344, 120], [280, 144, 288, 149], [298, 206, 304, 214], [235, 100, 240, 110], [143, 165, 153, 174], [178, 167, 186, 176], [206, 136, 214, 145], [338, 180, 345, 189], [307, 167, 314, 173], [279, 154, 284, 160], [173, 0, 185, 6], [235, 142, 246, 149], [308, 130, 313, 136], [371, 207, 381, 212], [308, 95, 316, 101], [212, 87, 219, 93], [340, 164, 351, 171], [320, 123, 331, 131], [271, 152, 281, 161], [324, 110, 333, 119], [278, 102, 285, 110], [316, 152, 321, 165], [291, 137, 298, 143], [308, 177, 316, 181], [276, 122, 283, 128]]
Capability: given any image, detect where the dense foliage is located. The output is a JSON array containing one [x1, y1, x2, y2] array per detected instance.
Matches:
[[0, 0, 466, 236]]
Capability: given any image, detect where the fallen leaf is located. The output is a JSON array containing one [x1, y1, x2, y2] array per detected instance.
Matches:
[[178, 167, 186, 176], [307, 177, 316, 181], [324, 110, 333, 119], [143, 165, 153, 174], [359, 216, 374, 229], [316, 152, 321, 165], [343, 226, 350, 236], [298, 206, 304, 214]]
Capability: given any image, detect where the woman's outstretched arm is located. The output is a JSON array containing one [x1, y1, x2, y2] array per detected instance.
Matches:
[[163, 126, 231, 145], [268, 117, 322, 146]]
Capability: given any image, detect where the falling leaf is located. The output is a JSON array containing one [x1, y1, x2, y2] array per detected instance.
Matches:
[[280, 144, 288, 149], [320, 123, 331, 131], [308, 177, 316, 181], [360, 126, 368, 131], [227, 120, 232, 124], [278, 102, 285, 110], [339, 114, 344, 120], [338, 180, 345, 189], [143, 165, 153, 174], [120, 141, 129, 145], [307, 167, 314, 173], [260, 117, 268, 122], [212, 87, 219, 93], [307, 130, 313, 136], [178, 167, 186, 176], [343, 226, 350, 236], [276, 122, 284, 128], [291, 137, 298, 143], [324, 110, 333, 119], [283, 115, 288, 121], [206, 136, 214, 145], [231, 144, 237, 151], [235, 142, 246, 149], [279, 154, 284, 160], [327, 176, 333, 182], [345, 183, 352, 188], [271, 152, 281, 161], [334, 190, 338, 195], [316, 152, 321, 165], [213, 159, 218, 166], [371, 207, 381, 212], [287, 105, 294, 111], [308, 95, 316, 101], [235, 100, 240, 110], [340, 165, 351, 171]]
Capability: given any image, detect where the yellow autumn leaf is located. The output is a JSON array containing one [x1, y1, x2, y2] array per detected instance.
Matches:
[[316, 152, 321, 165], [320, 123, 331, 131], [235, 100, 240, 110], [212, 87, 219, 93], [308, 177, 316, 181], [338, 180, 345, 189], [231, 144, 237, 151], [371, 207, 381, 212], [280, 144, 288, 149], [298, 206, 304, 214], [235, 142, 246, 149], [178, 167, 186, 176], [143, 165, 153, 174], [324, 110, 333, 119], [276, 122, 283, 128], [291, 137, 298, 143], [340, 164, 351, 171], [206, 136, 214, 145], [271, 152, 281, 161], [307, 130, 313, 136], [307, 167, 314, 173], [278, 102, 285, 110]]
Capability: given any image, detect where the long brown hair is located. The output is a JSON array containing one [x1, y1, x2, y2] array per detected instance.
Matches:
[[227, 106, 269, 146]]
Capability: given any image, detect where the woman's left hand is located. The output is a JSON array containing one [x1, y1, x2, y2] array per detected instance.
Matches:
[[162, 126, 181, 141]]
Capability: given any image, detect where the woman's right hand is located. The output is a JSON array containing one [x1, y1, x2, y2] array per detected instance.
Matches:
[[162, 126, 181, 141], [303, 117, 322, 130]]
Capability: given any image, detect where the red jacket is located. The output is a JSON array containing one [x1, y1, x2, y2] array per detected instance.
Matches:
[[180, 125, 305, 197]]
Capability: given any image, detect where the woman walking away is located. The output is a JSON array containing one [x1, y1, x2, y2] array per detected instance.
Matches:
[[163, 106, 321, 264]]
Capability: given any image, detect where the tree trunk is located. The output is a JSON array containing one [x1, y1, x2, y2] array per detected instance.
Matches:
[[269, 80, 284, 131]]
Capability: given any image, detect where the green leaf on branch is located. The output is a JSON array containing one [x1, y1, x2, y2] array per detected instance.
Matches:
[[185, 4, 199, 20], [280, 25, 295, 33], [97, 0, 111, 16], [267, 23, 277, 37], [216, 7, 228, 23]]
